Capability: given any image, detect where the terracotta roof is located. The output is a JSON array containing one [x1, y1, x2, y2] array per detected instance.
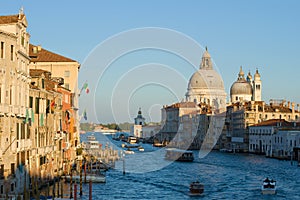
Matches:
[[29, 44, 76, 62], [30, 69, 52, 78], [165, 102, 197, 109], [251, 119, 300, 127], [0, 14, 24, 24]]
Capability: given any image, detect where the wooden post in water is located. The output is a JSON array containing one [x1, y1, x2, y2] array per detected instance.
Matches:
[[89, 180, 92, 200], [70, 170, 73, 199], [60, 179, 63, 198], [23, 170, 27, 200], [52, 178, 55, 200], [80, 160, 83, 196], [123, 152, 125, 175], [84, 162, 87, 183], [57, 177, 60, 198], [47, 182, 50, 198], [74, 183, 77, 200]]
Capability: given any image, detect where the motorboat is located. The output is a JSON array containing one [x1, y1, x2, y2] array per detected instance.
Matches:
[[85, 134, 101, 149], [62, 171, 106, 183], [138, 146, 144, 151], [124, 149, 135, 154], [165, 148, 194, 162], [261, 178, 276, 195], [189, 181, 204, 196], [127, 136, 138, 144]]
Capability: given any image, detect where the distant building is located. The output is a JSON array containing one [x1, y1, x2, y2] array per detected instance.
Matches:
[[223, 67, 300, 152], [131, 108, 145, 138], [249, 119, 300, 159]]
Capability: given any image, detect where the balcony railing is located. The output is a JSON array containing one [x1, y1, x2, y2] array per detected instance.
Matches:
[[16, 139, 32, 152]]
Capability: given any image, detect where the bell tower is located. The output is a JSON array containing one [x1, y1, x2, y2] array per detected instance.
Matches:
[[253, 69, 262, 101], [134, 108, 145, 125]]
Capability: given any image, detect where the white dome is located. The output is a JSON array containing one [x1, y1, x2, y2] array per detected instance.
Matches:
[[230, 80, 252, 95], [185, 48, 227, 113], [188, 69, 224, 90]]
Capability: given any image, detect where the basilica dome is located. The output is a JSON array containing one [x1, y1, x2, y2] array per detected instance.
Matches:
[[188, 69, 224, 90], [185, 47, 227, 112]]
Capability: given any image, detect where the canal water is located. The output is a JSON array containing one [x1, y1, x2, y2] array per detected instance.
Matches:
[[75, 132, 300, 200]]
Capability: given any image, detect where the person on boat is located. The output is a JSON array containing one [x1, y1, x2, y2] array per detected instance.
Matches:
[[264, 177, 270, 182]]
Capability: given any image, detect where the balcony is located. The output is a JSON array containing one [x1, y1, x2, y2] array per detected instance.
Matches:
[[16, 139, 32, 152]]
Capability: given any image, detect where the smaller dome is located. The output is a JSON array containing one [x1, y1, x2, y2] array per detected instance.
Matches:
[[138, 108, 142, 115], [230, 80, 252, 95], [254, 69, 261, 80], [247, 71, 252, 79]]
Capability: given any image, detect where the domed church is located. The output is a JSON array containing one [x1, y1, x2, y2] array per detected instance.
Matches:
[[230, 66, 261, 103], [185, 47, 227, 112]]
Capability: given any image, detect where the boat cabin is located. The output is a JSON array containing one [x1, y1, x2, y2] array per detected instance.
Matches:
[[165, 148, 194, 162]]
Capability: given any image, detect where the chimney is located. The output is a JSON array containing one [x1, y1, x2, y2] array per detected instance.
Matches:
[[288, 101, 290, 108], [292, 102, 295, 115], [33, 46, 37, 54], [251, 101, 255, 111], [37, 45, 42, 52]]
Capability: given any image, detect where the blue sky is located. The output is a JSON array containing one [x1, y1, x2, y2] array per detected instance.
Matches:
[[1, 1, 300, 123]]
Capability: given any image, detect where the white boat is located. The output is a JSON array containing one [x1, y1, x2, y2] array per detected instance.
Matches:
[[127, 136, 138, 144], [85, 134, 100, 149], [261, 178, 276, 195], [124, 149, 135, 154], [62, 173, 106, 183], [138, 146, 144, 151]]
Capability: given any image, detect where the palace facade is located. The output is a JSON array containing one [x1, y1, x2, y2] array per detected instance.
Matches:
[[0, 10, 80, 197]]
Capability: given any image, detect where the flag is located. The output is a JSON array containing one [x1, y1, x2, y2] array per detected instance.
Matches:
[[40, 113, 44, 126], [80, 82, 89, 94], [31, 108, 34, 123], [24, 108, 29, 123], [83, 109, 87, 120], [69, 117, 74, 134], [50, 99, 55, 112], [83, 82, 88, 90]]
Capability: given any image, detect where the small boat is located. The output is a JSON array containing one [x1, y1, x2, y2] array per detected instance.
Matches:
[[261, 178, 276, 195], [62, 172, 106, 183], [138, 146, 144, 152], [189, 181, 204, 196], [165, 148, 194, 162], [124, 143, 140, 149], [124, 149, 135, 154], [127, 136, 138, 144], [153, 142, 165, 147]]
